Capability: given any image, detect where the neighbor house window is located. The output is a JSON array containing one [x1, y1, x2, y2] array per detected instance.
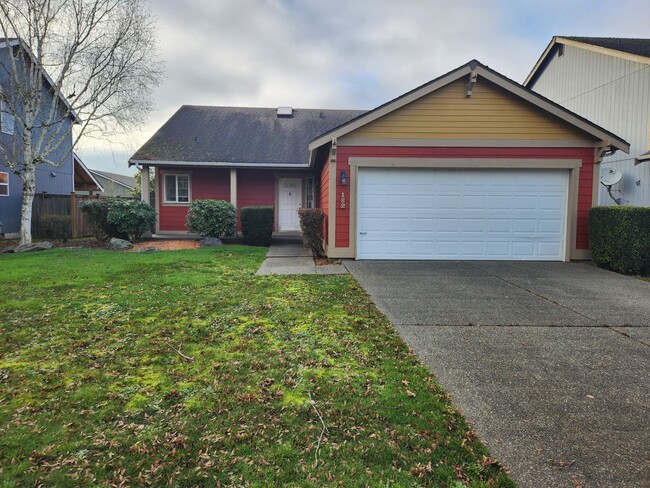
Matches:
[[164, 173, 190, 203], [0, 172, 8, 196], [306, 177, 315, 208], [0, 101, 14, 135]]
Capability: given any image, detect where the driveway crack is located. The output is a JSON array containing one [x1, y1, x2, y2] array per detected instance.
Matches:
[[462, 261, 602, 325], [461, 262, 650, 348]]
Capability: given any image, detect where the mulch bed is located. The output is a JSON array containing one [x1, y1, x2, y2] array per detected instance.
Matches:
[[128, 240, 200, 252], [0, 238, 202, 252]]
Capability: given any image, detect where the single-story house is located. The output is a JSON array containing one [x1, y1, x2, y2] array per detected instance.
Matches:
[[130, 60, 629, 262]]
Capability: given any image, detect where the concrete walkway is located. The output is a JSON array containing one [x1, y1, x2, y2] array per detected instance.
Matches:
[[256, 242, 348, 275]]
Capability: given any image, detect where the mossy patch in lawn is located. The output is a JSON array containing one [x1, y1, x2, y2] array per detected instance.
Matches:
[[0, 247, 514, 487]]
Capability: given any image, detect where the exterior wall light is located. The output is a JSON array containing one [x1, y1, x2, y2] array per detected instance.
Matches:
[[340, 169, 348, 186]]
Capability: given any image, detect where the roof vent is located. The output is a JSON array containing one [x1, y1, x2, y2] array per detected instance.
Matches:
[[277, 107, 293, 118]]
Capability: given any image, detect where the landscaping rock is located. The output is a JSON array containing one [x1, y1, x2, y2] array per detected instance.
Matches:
[[4, 241, 53, 253], [200, 237, 223, 247], [107, 238, 132, 250], [136, 247, 158, 253]]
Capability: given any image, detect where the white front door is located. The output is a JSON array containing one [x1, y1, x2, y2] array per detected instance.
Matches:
[[278, 178, 302, 231]]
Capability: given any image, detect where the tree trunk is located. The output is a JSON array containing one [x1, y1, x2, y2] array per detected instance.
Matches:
[[19, 166, 36, 246], [19, 131, 36, 246]]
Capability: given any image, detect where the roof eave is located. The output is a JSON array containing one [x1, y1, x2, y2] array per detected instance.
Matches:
[[524, 37, 558, 87], [74, 153, 105, 192], [129, 159, 312, 169], [526, 36, 650, 87]]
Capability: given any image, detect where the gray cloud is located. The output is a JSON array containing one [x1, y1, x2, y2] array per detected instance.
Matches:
[[77, 0, 650, 174]]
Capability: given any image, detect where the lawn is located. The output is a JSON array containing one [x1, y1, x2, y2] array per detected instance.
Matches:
[[0, 246, 514, 487]]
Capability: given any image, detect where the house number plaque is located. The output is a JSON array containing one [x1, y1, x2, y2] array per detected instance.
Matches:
[[340, 192, 346, 209]]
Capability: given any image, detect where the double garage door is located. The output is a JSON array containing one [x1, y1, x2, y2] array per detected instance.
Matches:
[[357, 168, 569, 261]]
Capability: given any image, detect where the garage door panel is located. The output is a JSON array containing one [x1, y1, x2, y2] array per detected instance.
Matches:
[[487, 218, 511, 233], [513, 219, 536, 233], [539, 219, 563, 234], [357, 168, 568, 261]]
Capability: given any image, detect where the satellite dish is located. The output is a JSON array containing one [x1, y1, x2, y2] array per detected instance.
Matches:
[[600, 169, 622, 187]]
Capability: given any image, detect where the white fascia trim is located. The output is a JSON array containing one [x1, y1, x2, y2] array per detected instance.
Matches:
[[525, 36, 650, 87], [129, 159, 311, 169], [524, 37, 558, 87]]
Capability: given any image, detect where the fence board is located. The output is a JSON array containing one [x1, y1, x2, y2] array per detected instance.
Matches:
[[31, 192, 137, 239]]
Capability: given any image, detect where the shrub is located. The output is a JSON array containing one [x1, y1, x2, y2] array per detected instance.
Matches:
[[80, 199, 125, 241], [186, 199, 236, 238], [241, 206, 274, 246], [589, 206, 650, 275], [106, 199, 157, 242], [298, 208, 325, 258], [40, 215, 72, 242]]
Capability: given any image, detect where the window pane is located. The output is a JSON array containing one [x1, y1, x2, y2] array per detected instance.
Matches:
[[177, 175, 189, 202], [0, 172, 8, 184], [165, 175, 177, 202]]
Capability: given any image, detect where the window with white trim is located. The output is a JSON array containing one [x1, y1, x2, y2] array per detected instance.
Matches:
[[0, 171, 8, 196], [306, 177, 315, 208], [164, 173, 190, 203], [0, 101, 15, 135]]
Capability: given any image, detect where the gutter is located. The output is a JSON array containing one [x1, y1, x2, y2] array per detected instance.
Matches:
[[128, 159, 312, 169]]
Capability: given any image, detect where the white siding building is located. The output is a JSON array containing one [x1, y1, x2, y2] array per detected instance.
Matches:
[[525, 37, 650, 206]]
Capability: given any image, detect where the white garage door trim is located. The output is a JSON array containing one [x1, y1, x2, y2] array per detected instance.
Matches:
[[356, 167, 569, 261]]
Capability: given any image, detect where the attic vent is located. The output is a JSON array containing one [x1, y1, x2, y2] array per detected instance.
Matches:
[[277, 107, 293, 118]]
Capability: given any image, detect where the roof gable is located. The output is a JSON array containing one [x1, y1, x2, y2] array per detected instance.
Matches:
[[310, 60, 629, 153], [0, 38, 81, 124], [345, 75, 588, 142], [525, 36, 650, 88]]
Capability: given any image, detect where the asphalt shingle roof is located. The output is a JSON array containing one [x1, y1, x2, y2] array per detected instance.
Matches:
[[130, 106, 366, 166], [89, 170, 136, 189], [565, 37, 650, 59]]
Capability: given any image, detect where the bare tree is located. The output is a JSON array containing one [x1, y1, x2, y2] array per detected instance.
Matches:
[[0, 0, 162, 245]]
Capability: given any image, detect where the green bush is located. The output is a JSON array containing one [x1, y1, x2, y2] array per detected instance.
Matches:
[[298, 208, 325, 258], [39, 215, 72, 242], [106, 199, 157, 242], [80, 199, 126, 241], [186, 199, 236, 238], [241, 206, 274, 246], [589, 206, 650, 275]]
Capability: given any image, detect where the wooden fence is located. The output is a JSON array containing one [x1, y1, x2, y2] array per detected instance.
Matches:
[[32, 193, 136, 239]]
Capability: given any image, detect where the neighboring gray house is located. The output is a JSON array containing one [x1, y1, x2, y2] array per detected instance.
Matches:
[[87, 170, 135, 197], [0, 38, 96, 238], [525, 37, 650, 206]]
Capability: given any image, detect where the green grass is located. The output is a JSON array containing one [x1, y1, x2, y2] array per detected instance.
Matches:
[[0, 247, 514, 487]]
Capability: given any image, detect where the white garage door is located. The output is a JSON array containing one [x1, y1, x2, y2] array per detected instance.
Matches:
[[357, 168, 568, 261]]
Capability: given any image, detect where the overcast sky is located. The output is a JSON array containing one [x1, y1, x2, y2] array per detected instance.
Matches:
[[76, 0, 650, 176]]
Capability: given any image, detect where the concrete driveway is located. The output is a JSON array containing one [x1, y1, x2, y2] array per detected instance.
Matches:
[[345, 261, 650, 488]]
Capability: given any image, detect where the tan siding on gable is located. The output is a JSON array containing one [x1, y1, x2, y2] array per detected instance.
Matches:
[[348, 78, 588, 141]]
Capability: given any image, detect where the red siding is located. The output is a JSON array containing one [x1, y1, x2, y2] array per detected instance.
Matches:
[[335, 146, 595, 250], [158, 168, 230, 232], [320, 161, 330, 244], [237, 170, 276, 231]]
